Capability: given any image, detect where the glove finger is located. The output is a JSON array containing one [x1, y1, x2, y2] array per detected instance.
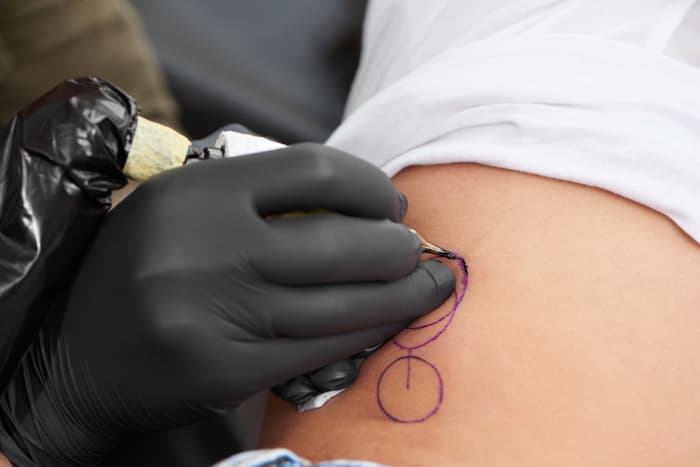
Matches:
[[270, 359, 358, 405], [273, 342, 385, 404], [256, 213, 420, 285], [271, 375, 318, 405], [229, 322, 407, 394], [246, 143, 406, 222], [308, 358, 359, 391], [267, 260, 455, 337]]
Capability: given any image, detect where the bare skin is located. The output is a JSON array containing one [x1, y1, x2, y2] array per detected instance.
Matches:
[[111, 180, 139, 206], [261, 163, 700, 466]]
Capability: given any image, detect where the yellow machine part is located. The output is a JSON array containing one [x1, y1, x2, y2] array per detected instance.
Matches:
[[123, 116, 191, 182]]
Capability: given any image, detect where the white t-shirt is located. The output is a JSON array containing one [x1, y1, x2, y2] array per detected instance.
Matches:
[[326, 0, 700, 243]]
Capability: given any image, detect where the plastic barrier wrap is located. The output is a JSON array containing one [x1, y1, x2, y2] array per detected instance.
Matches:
[[0, 77, 136, 392]]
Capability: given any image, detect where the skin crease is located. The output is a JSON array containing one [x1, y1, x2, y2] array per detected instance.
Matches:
[[260, 163, 700, 467]]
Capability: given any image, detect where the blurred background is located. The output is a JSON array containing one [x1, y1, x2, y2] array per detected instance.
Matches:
[[0, 0, 366, 143], [129, 0, 366, 143]]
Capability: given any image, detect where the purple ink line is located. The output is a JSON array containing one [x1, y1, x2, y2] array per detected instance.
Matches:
[[376, 253, 469, 423], [406, 309, 451, 329], [376, 355, 444, 424], [406, 260, 454, 329], [406, 349, 412, 390], [393, 300, 456, 351], [393, 255, 468, 352]]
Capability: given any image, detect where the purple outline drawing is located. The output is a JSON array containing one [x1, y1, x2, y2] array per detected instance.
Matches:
[[376, 253, 469, 423]]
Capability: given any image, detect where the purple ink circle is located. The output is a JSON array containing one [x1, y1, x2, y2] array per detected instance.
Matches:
[[376, 355, 444, 423]]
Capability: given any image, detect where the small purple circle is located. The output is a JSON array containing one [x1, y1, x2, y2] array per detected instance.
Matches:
[[376, 355, 444, 423]]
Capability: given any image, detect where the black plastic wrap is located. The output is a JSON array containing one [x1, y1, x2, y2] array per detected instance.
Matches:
[[0, 77, 136, 393]]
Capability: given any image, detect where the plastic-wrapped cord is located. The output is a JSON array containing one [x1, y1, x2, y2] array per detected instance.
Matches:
[[0, 77, 136, 394]]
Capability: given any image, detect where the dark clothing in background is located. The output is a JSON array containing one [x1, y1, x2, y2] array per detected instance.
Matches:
[[129, 0, 365, 143], [0, 0, 365, 144], [0, 0, 180, 129]]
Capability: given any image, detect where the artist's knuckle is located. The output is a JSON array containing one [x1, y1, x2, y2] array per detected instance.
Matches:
[[294, 142, 325, 164], [297, 143, 340, 183]]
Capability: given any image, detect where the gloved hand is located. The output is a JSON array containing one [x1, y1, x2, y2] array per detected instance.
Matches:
[[0, 144, 455, 467], [272, 343, 381, 406], [195, 125, 375, 406]]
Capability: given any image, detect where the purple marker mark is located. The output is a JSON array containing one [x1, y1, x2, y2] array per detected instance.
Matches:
[[376, 253, 468, 423], [377, 355, 443, 423]]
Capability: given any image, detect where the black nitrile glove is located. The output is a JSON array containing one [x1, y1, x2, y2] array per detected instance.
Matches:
[[195, 125, 375, 406], [0, 144, 455, 467], [272, 344, 381, 406]]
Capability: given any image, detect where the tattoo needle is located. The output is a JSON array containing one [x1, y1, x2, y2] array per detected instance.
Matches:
[[408, 228, 456, 259]]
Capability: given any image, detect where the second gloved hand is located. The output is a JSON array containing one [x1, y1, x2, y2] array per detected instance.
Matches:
[[0, 143, 454, 467]]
